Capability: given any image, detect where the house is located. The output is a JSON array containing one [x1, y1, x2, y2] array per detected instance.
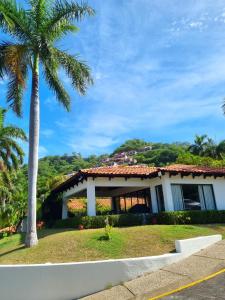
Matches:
[[52, 164, 225, 219]]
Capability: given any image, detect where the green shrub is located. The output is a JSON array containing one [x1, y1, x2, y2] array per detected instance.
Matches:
[[53, 213, 151, 229], [54, 217, 82, 228], [154, 210, 225, 225], [81, 215, 106, 229]]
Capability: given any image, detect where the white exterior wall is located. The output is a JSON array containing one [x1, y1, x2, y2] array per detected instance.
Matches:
[[167, 174, 225, 210]]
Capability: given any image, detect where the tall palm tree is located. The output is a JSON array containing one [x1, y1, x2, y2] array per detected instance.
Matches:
[[0, 107, 26, 170], [0, 0, 94, 247]]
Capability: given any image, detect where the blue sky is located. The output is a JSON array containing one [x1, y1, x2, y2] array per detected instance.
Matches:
[[1, 0, 225, 158]]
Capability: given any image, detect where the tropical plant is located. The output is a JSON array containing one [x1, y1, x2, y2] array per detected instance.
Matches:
[[188, 134, 209, 156], [0, 107, 26, 170], [215, 140, 225, 159], [0, 0, 94, 247]]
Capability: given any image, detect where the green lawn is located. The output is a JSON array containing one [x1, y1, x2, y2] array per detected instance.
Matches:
[[0, 224, 225, 265]]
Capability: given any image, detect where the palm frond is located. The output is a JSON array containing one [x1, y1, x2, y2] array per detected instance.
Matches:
[[45, 0, 94, 34], [10, 152, 19, 169], [2, 126, 27, 141], [0, 42, 29, 116], [0, 108, 6, 130], [0, 0, 32, 42], [42, 59, 70, 110], [45, 21, 79, 42], [53, 48, 93, 95], [0, 150, 12, 170], [7, 73, 25, 117]]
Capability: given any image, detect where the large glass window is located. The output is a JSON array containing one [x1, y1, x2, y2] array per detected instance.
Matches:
[[155, 185, 165, 212], [182, 184, 201, 210], [171, 184, 216, 211]]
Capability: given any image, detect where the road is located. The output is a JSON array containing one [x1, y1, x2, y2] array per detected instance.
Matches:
[[162, 271, 225, 299]]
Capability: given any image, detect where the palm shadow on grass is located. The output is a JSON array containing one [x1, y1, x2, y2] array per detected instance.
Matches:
[[0, 245, 26, 258]]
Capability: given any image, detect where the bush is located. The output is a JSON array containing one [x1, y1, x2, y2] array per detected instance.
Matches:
[[54, 217, 82, 228], [53, 213, 151, 229], [154, 210, 225, 225]]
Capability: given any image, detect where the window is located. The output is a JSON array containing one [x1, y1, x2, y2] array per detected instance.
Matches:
[[182, 184, 201, 210], [171, 184, 216, 211], [155, 185, 165, 212]]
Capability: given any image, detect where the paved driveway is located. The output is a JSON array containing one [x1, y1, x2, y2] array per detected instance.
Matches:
[[162, 271, 225, 299]]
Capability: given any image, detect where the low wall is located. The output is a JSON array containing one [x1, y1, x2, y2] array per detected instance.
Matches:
[[0, 234, 222, 300]]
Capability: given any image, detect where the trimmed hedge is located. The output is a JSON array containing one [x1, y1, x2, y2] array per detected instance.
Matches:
[[154, 210, 225, 225], [53, 210, 225, 229], [54, 213, 150, 229]]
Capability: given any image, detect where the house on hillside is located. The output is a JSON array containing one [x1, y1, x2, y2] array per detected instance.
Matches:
[[52, 164, 225, 219]]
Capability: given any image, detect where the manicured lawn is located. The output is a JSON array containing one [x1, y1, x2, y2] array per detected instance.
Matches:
[[0, 224, 225, 264]]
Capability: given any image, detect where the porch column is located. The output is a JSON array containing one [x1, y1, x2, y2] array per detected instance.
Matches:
[[111, 197, 116, 212], [62, 195, 68, 220], [161, 175, 174, 211], [87, 179, 96, 216], [150, 187, 158, 213]]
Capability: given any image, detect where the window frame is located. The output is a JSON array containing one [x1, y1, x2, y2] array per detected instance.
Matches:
[[171, 183, 216, 211]]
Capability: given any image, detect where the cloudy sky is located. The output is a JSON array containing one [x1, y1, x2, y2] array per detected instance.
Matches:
[[2, 0, 225, 158]]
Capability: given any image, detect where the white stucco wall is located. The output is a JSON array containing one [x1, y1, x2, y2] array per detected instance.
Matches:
[[167, 174, 225, 210], [0, 235, 221, 300]]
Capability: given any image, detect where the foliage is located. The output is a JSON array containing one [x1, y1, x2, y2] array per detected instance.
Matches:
[[176, 152, 225, 167], [99, 217, 112, 240], [135, 146, 184, 166], [154, 210, 225, 225], [0, 0, 95, 116], [113, 139, 151, 154], [53, 213, 150, 229], [189, 135, 225, 159], [0, 107, 27, 170]]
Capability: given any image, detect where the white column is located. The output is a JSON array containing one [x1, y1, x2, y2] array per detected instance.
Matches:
[[150, 187, 158, 213], [62, 195, 68, 220], [87, 179, 96, 216], [161, 175, 174, 211]]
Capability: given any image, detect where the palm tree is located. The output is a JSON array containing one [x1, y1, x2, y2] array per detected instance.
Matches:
[[0, 107, 26, 170], [189, 134, 208, 156], [204, 137, 217, 158], [215, 140, 225, 159], [0, 0, 94, 247]]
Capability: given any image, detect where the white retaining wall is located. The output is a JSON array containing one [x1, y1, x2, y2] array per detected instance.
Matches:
[[0, 234, 222, 300]]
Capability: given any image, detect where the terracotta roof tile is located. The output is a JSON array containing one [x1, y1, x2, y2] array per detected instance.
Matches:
[[161, 164, 225, 174], [81, 165, 158, 176], [53, 164, 225, 193]]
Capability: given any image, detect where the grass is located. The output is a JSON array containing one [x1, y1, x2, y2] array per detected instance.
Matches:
[[0, 224, 225, 265]]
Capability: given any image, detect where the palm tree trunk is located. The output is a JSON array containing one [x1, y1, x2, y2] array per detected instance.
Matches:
[[25, 54, 39, 247]]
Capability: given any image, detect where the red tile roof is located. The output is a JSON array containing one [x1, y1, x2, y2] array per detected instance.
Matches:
[[81, 165, 158, 176], [53, 164, 225, 193], [161, 164, 225, 175]]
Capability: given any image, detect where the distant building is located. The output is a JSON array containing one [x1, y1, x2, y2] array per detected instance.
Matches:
[[100, 146, 152, 166]]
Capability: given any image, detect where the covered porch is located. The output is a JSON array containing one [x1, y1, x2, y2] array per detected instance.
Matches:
[[62, 177, 159, 219]]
